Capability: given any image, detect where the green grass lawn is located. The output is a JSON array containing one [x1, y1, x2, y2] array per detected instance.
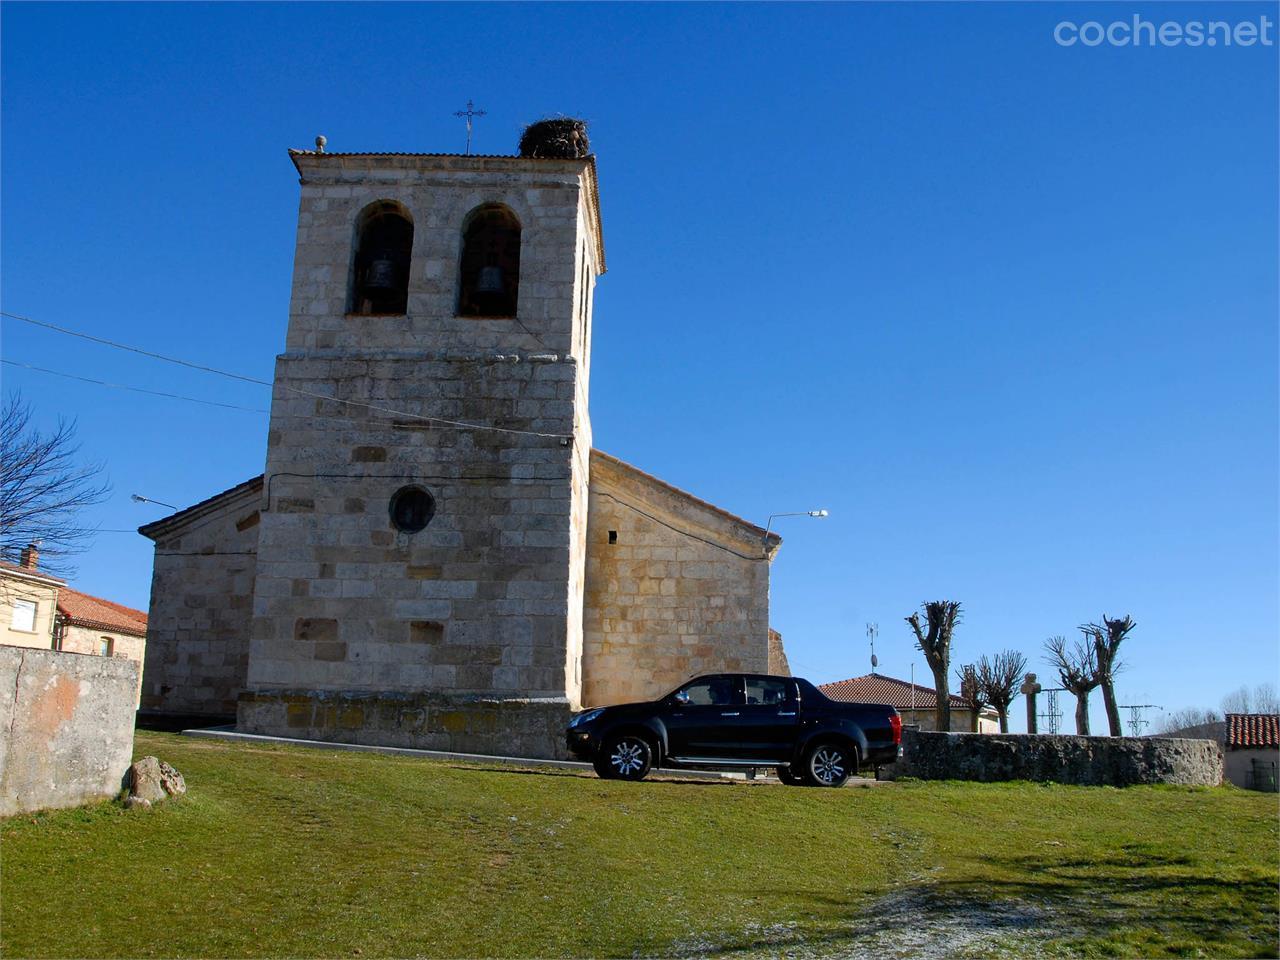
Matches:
[[2, 732, 1277, 959]]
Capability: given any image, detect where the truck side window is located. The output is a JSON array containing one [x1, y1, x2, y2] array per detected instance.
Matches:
[[745, 678, 792, 706], [679, 678, 739, 706]]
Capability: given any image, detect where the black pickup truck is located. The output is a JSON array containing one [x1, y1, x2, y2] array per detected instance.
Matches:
[[566, 673, 902, 786]]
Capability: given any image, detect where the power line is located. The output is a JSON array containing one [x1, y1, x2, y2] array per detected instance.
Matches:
[[2, 311, 271, 386], [1, 311, 572, 441], [1, 359, 269, 413]]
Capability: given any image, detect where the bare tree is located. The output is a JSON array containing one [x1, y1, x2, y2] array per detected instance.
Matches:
[[1221, 683, 1280, 716], [0, 393, 110, 575], [977, 649, 1028, 733], [1156, 707, 1222, 738], [1080, 615, 1136, 737], [906, 601, 962, 732], [1045, 633, 1101, 735], [957, 663, 988, 732]]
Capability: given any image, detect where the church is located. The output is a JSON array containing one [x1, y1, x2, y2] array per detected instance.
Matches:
[[138, 124, 789, 759]]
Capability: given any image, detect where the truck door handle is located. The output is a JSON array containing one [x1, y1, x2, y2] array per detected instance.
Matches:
[[720, 711, 740, 717]]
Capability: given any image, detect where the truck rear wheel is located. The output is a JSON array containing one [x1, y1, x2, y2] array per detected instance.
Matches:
[[775, 765, 806, 786], [803, 741, 855, 788]]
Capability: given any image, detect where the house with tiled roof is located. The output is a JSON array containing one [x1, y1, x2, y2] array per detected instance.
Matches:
[[1, 543, 148, 706], [1224, 713, 1278, 791], [1, 547, 64, 650], [820, 673, 1000, 733]]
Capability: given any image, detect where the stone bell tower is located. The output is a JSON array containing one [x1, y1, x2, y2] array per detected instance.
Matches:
[[237, 135, 604, 757]]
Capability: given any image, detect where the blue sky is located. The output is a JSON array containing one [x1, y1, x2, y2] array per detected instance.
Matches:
[[2, 2, 1276, 732]]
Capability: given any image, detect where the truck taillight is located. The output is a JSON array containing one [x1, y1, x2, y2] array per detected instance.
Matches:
[[890, 713, 902, 745]]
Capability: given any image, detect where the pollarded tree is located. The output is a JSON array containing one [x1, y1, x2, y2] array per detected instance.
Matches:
[[957, 663, 988, 732], [906, 601, 962, 732], [1080, 615, 1135, 737], [977, 649, 1028, 734], [1045, 633, 1101, 735]]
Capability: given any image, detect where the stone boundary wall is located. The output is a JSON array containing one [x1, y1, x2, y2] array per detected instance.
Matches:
[[238, 689, 572, 760], [888, 728, 1223, 786], [0, 646, 139, 816]]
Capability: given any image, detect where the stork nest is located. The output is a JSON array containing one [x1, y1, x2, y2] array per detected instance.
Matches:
[[518, 118, 590, 159]]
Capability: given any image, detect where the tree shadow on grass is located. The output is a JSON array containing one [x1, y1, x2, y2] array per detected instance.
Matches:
[[934, 848, 1279, 953], [662, 847, 1278, 958], [664, 886, 1052, 959]]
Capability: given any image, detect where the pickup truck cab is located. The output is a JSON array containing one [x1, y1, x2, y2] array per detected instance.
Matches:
[[566, 673, 902, 787]]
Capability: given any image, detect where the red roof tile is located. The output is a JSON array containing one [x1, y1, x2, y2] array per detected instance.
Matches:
[[1225, 714, 1279, 749], [820, 674, 973, 710], [57, 586, 148, 637]]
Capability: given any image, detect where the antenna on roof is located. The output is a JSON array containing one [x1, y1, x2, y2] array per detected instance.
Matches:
[[866, 622, 879, 673]]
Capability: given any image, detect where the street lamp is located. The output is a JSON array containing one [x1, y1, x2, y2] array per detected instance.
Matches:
[[131, 493, 177, 510], [762, 509, 829, 541]]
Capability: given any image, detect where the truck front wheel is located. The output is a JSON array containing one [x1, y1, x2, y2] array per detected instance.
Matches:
[[593, 734, 652, 781]]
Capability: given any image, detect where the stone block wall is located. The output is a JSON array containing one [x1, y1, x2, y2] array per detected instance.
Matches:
[[245, 152, 605, 742], [238, 688, 572, 760], [140, 477, 262, 719], [283, 153, 603, 366], [581, 451, 776, 707], [0, 646, 139, 816], [889, 728, 1224, 786], [249, 354, 583, 701]]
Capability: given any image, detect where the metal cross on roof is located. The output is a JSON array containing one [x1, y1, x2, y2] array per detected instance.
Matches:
[[453, 100, 487, 155]]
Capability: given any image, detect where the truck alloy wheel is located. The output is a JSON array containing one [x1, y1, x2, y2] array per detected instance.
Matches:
[[595, 734, 652, 781], [805, 743, 853, 787]]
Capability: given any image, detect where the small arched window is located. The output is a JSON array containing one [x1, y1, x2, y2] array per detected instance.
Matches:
[[458, 204, 521, 318], [349, 201, 413, 316]]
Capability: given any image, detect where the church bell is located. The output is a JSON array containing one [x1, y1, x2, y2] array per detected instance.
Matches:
[[476, 264, 504, 295], [363, 254, 399, 292]]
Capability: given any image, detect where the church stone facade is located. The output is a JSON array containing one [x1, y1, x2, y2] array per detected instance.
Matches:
[[139, 143, 786, 759]]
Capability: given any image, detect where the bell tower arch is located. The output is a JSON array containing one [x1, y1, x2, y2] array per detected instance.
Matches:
[[239, 147, 605, 758]]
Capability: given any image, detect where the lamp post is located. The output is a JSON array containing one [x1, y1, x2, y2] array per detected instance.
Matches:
[[131, 493, 177, 510], [762, 509, 829, 541]]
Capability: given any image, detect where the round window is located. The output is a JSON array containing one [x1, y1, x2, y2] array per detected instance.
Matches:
[[389, 486, 435, 533]]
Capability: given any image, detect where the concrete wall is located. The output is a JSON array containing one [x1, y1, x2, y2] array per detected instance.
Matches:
[[581, 451, 776, 707], [0, 646, 139, 816], [1225, 748, 1279, 790], [1, 574, 59, 650], [889, 728, 1223, 786], [59, 625, 146, 707], [141, 478, 262, 718]]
